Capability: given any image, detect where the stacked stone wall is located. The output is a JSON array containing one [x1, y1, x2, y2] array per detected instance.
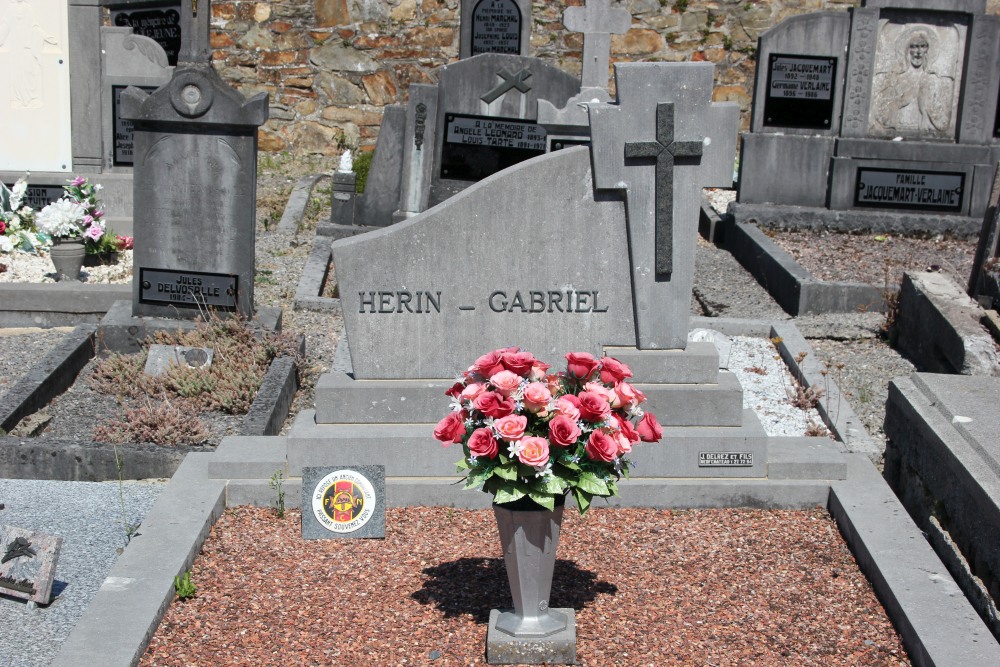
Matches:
[[190, 0, 999, 155]]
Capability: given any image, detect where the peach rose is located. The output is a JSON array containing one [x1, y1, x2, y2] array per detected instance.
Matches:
[[585, 429, 617, 462], [585, 381, 616, 403], [548, 415, 582, 448], [468, 427, 498, 459], [554, 396, 581, 421], [517, 436, 550, 467], [433, 410, 467, 445], [460, 382, 487, 402], [522, 382, 552, 414], [494, 414, 528, 442], [490, 370, 523, 397], [611, 381, 641, 409]]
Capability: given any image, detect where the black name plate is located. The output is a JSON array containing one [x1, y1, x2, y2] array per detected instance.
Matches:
[[441, 113, 546, 182], [854, 168, 964, 212], [699, 452, 754, 467], [111, 4, 182, 66], [763, 54, 837, 130], [471, 0, 521, 56], [112, 85, 158, 166], [139, 268, 238, 309], [1, 184, 63, 211]]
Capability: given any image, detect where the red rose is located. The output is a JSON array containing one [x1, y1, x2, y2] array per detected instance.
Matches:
[[473, 391, 516, 419], [473, 350, 505, 378], [600, 356, 633, 384], [0, 220, 6, 235], [502, 350, 536, 376], [614, 414, 640, 444], [577, 390, 611, 423], [548, 414, 582, 447], [444, 382, 465, 399], [565, 352, 599, 380], [434, 410, 467, 445], [637, 412, 663, 442], [468, 427, 498, 459], [585, 430, 618, 462]]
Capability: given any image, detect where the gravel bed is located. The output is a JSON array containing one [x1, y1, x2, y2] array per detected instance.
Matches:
[[140, 506, 910, 667], [0, 251, 134, 284], [0, 477, 165, 667], [0, 327, 76, 398]]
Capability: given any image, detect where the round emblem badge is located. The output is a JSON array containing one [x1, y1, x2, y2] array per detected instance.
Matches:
[[311, 469, 376, 533]]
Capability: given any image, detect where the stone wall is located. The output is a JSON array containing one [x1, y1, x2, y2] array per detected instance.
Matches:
[[198, 0, 1000, 155]]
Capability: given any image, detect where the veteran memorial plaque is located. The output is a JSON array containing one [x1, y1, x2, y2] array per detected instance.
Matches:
[[111, 3, 182, 66], [301, 466, 385, 540], [763, 54, 837, 129], [470, 0, 522, 56], [854, 168, 964, 213], [440, 114, 546, 181], [112, 85, 159, 166], [138, 269, 239, 310]]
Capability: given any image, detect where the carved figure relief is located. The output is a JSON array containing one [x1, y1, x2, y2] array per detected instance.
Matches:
[[869, 17, 966, 140], [0, 0, 62, 109]]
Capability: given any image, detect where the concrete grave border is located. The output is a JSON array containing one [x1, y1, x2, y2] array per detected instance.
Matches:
[[0, 283, 130, 328]]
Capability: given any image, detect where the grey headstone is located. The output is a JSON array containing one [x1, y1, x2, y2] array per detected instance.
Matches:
[[460, 0, 531, 59], [301, 466, 385, 539], [0, 525, 62, 605], [354, 105, 405, 228], [122, 62, 268, 319], [395, 84, 439, 220]]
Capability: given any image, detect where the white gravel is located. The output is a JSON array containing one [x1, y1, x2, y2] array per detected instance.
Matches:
[[0, 250, 133, 284]]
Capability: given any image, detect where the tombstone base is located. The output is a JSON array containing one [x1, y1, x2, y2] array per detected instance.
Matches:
[[486, 608, 576, 665], [97, 300, 282, 355], [730, 202, 982, 238]]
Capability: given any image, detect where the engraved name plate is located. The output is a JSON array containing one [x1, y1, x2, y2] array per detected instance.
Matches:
[[854, 168, 964, 212], [471, 0, 521, 56], [440, 113, 547, 182], [139, 268, 238, 309], [763, 54, 837, 130], [699, 452, 754, 467]]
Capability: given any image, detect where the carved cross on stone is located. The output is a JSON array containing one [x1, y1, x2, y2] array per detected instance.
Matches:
[[178, 0, 212, 65], [624, 102, 703, 277], [481, 68, 532, 104], [564, 0, 631, 90]]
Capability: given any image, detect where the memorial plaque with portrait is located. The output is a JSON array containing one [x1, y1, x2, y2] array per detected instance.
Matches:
[[440, 113, 546, 182], [110, 3, 182, 66], [762, 54, 838, 130]]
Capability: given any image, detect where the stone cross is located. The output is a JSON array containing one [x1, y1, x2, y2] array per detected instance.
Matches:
[[178, 0, 212, 65], [564, 0, 631, 90], [624, 102, 703, 277], [589, 63, 738, 350], [481, 68, 533, 104]]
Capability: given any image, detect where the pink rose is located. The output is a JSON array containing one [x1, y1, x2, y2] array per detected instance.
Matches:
[[522, 382, 552, 414], [611, 381, 641, 409], [84, 224, 103, 241], [71, 176, 87, 186], [554, 396, 580, 421], [637, 412, 663, 442], [433, 410, 467, 445], [548, 415, 581, 448], [493, 414, 527, 442], [517, 436, 550, 467], [615, 432, 633, 455], [502, 350, 536, 376], [445, 382, 465, 399], [468, 427, 498, 459], [460, 382, 486, 402], [473, 391, 516, 419], [565, 352, 599, 380], [614, 414, 640, 444], [585, 430, 618, 463], [490, 370, 522, 397], [600, 356, 633, 384], [584, 381, 616, 403], [94, 209, 104, 219], [577, 391, 611, 423], [528, 360, 551, 381], [473, 350, 505, 378]]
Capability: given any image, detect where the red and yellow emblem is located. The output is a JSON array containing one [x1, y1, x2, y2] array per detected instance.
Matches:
[[322, 480, 365, 523]]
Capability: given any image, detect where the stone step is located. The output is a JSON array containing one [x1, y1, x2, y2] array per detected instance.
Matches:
[[208, 435, 288, 480], [313, 370, 744, 427]]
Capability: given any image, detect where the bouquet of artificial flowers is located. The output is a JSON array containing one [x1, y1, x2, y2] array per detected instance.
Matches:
[[34, 176, 107, 251], [434, 347, 663, 513], [0, 177, 47, 255]]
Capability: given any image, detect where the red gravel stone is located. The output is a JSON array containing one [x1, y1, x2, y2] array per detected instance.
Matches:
[[140, 506, 910, 666]]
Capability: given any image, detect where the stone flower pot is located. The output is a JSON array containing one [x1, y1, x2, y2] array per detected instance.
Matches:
[[49, 237, 86, 281]]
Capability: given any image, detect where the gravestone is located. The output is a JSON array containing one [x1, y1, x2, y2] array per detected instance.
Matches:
[[0, 525, 62, 605], [289, 63, 764, 502], [968, 162, 1000, 307], [460, 0, 532, 59], [121, 0, 267, 319], [109, 0, 183, 67], [736, 0, 1000, 234]]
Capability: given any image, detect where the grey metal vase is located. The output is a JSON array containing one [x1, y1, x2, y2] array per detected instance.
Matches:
[[493, 503, 568, 638]]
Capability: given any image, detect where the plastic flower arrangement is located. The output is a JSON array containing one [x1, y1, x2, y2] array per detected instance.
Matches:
[[0, 177, 47, 255], [434, 348, 664, 514], [34, 176, 107, 251]]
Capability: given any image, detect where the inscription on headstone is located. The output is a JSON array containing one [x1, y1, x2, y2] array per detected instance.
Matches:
[[138, 269, 239, 309], [854, 168, 964, 212], [111, 4, 182, 66], [0, 525, 62, 605], [763, 54, 837, 129], [471, 0, 521, 56], [441, 113, 546, 181], [699, 452, 753, 467], [112, 85, 159, 166], [1, 185, 64, 211]]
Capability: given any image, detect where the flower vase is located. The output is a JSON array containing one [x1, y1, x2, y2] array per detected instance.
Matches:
[[49, 237, 86, 281], [492, 499, 567, 638]]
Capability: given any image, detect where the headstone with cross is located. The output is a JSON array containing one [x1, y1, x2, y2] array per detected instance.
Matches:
[[590, 62, 738, 350]]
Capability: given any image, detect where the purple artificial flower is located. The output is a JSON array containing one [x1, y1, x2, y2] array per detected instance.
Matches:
[[70, 176, 87, 186]]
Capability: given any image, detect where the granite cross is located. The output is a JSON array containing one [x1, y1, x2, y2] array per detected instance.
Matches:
[[624, 102, 703, 277], [481, 68, 533, 104], [563, 0, 631, 90], [589, 63, 738, 350], [178, 0, 212, 65]]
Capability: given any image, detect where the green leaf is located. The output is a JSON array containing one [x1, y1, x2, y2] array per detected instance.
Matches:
[[455, 458, 471, 470], [494, 486, 526, 505], [527, 491, 555, 511], [542, 476, 567, 495], [576, 471, 609, 496], [464, 469, 489, 490], [493, 463, 519, 481], [573, 487, 592, 515]]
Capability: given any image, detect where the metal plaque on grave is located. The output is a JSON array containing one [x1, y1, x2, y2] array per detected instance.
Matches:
[[7, 185, 64, 211], [763, 54, 838, 130], [699, 452, 754, 467], [0, 525, 62, 605], [440, 113, 546, 182], [854, 168, 964, 213], [471, 0, 521, 56], [112, 85, 159, 166], [111, 4, 182, 66], [138, 268, 239, 310]]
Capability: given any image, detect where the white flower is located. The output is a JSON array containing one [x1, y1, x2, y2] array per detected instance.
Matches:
[[36, 199, 85, 237], [0, 235, 13, 252], [10, 179, 27, 209]]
